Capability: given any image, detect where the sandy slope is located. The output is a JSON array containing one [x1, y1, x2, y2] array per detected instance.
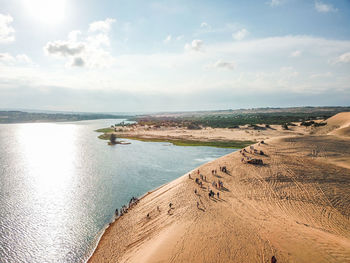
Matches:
[[89, 133, 350, 263], [313, 112, 350, 137], [326, 112, 350, 128], [327, 112, 350, 137]]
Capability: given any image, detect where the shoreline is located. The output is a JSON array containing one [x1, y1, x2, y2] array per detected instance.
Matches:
[[95, 122, 313, 148], [85, 181, 172, 263], [86, 168, 202, 263], [89, 113, 350, 262]]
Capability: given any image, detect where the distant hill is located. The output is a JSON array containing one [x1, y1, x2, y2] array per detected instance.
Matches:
[[131, 106, 350, 128], [0, 111, 131, 124]]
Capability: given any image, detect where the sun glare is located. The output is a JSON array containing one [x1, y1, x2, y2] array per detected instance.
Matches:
[[23, 0, 67, 25]]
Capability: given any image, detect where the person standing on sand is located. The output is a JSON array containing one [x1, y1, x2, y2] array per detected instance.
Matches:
[[217, 192, 220, 199]]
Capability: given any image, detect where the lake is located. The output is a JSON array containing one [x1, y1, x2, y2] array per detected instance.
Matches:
[[0, 119, 235, 262]]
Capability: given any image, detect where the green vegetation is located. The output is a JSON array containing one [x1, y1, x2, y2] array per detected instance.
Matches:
[[97, 134, 110, 140], [300, 120, 327, 127], [131, 107, 350, 129], [119, 136, 254, 148], [95, 127, 114, 133], [282, 123, 289, 130]]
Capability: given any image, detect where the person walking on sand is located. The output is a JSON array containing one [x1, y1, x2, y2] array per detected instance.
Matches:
[[169, 203, 173, 209], [194, 189, 197, 195], [217, 192, 220, 199]]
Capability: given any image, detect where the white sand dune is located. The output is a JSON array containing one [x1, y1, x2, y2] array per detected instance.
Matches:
[[314, 112, 350, 137], [90, 113, 350, 263]]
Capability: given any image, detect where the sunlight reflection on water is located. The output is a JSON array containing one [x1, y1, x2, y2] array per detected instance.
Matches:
[[0, 120, 235, 262]]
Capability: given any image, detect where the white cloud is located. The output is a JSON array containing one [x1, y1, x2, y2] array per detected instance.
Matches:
[[314, 1, 337, 13], [16, 54, 32, 64], [0, 53, 32, 65], [267, 0, 284, 7], [164, 34, 184, 43], [71, 57, 85, 67], [334, 52, 350, 63], [87, 33, 111, 47], [0, 14, 15, 43], [290, 50, 302, 57], [176, 35, 184, 41], [200, 22, 209, 28], [89, 18, 116, 33], [163, 35, 172, 44], [68, 30, 82, 42], [185, 39, 203, 52], [44, 41, 85, 57], [0, 52, 14, 63], [212, 60, 235, 70], [233, 28, 249, 41], [44, 19, 116, 68]]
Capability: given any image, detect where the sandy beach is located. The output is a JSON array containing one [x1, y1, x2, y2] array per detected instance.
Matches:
[[89, 113, 350, 263], [112, 123, 311, 143]]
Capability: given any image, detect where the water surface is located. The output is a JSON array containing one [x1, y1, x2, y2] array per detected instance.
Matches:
[[0, 119, 235, 262]]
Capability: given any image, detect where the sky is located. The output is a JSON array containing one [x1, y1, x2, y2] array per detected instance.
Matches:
[[0, 0, 349, 112]]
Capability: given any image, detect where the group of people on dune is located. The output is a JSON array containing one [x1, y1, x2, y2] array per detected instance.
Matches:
[[192, 167, 226, 206], [115, 196, 139, 218], [240, 143, 265, 164]]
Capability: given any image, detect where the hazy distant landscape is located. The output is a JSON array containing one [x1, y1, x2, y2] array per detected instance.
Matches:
[[0, 110, 129, 123], [2, 106, 349, 125], [131, 106, 350, 127]]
